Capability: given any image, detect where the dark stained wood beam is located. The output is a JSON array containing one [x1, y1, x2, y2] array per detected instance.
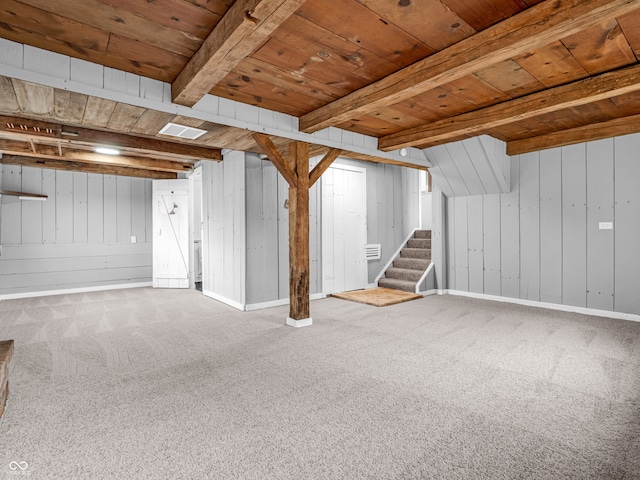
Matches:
[[1, 155, 177, 179], [0, 189, 47, 200], [288, 141, 310, 323], [345, 151, 429, 170], [0, 115, 222, 161], [507, 113, 640, 155], [299, 0, 640, 134], [379, 62, 640, 151], [0, 139, 194, 172], [172, 0, 306, 107], [252, 133, 298, 186], [309, 148, 341, 187]]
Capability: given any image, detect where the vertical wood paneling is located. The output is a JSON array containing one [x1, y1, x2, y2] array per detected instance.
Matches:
[[103, 176, 117, 243], [467, 196, 484, 294], [539, 148, 563, 304], [87, 174, 104, 243], [42, 169, 56, 244], [116, 177, 131, 243], [500, 155, 520, 298], [0, 166, 22, 245], [309, 174, 320, 294], [519, 152, 540, 301], [613, 134, 640, 314], [0, 164, 152, 296], [55, 171, 73, 244], [130, 177, 146, 243], [482, 194, 501, 295], [21, 167, 43, 244], [277, 174, 289, 298], [431, 186, 447, 290], [263, 163, 280, 299], [73, 172, 88, 244], [453, 197, 469, 291], [561, 144, 587, 308], [245, 155, 268, 304], [446, 196, 456, 288], [144, 179, 152, 243], [586, 139, 615, 311]]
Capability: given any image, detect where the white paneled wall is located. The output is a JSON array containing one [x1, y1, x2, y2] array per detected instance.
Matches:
[[0, 165, 152, 296], [200, 152, 246, 309], [443, 134, 640, 316]]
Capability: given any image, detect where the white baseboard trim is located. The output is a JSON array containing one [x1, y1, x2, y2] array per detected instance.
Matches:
[[245, 293, 325, 312], [0, 282, 152, 301], [419, 289, 438, 297], [366, 283, 377, 289], [286, 316, 313, 328], [445, 289, 640, 323], [202, 290, 246, 312]]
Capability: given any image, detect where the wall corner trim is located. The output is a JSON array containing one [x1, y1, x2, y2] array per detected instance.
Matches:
[[203, 290, 246, 311]]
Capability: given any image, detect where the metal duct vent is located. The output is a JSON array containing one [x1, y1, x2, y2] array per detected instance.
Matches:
[[159, 122, 207, 140], [365, 244, 381, 261]]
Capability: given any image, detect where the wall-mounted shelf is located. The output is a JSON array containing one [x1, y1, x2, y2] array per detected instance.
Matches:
[[0, 189, 47, 201]]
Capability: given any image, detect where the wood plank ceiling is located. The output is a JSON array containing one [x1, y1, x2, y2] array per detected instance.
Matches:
[[1, 0, 640, 176]]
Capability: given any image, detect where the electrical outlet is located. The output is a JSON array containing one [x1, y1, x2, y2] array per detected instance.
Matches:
[[130, 236, 137, 243], [599, 222, 613, 230]]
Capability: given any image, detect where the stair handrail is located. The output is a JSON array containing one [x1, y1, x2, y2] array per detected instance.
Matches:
[[374, 228, 418, 285], [415, 262, 434, 294]]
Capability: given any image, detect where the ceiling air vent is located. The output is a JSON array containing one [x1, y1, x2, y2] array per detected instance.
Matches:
[[159, 122, 207, 140]]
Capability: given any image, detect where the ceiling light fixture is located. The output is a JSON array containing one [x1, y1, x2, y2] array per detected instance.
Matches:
[[95, 147, 121, 155]]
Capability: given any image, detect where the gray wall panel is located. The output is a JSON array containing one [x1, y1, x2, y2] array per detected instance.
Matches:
[[73, 172, 88, 244], [0, 166, 153, 296], [56, 170, 74, 244], [482, 194, 501, 296], [116, 176, 131, 244], [613, 134, 640, 314], [519, 152, 540, 301], [586, 139, 614, 311], [103, 176, 117, 244], [539, 148, 563, 304], [87, 174, 104, 243], [500, 156, 520, 298], [42, 169, 56, 244], [1, 166, 22, 245], [130, 177, 146, 244], [21, 167, 43, 244], [441, 134, 640, 315], [467, 196, 484, 294], [561, 144, 587, 308], [454, 197, 469, 291]]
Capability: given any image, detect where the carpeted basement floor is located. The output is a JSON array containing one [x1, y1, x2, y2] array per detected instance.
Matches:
[[0, 288, 639, 480]]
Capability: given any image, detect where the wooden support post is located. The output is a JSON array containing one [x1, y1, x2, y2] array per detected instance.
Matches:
[[287, 141, 311, 327]]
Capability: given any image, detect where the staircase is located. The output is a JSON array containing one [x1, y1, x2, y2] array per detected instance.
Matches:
[[378, 230, 431, 293]]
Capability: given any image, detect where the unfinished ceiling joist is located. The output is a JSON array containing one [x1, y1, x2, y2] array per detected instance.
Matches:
[[507, 113, 640, 155], [0, 115, 221, 162], [0, 139, 194, 173], [379, 62, 640, 151], [172, 0, 307, 107], [299, 0, 640, 134], [0, 155, 177, 180]]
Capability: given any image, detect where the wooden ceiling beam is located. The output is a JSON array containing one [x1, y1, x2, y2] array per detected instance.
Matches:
[[172, 0, 306, 107], [507, 113, 640, 155], [379, 62, 640, 151], [299, 0, 640, 134], [0, 139, 193, 172], [0, 155, 177, 179], [0, 115, 222, 161]]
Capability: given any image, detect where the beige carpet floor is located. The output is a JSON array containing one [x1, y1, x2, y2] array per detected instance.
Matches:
[[0, 288, 639, 479]]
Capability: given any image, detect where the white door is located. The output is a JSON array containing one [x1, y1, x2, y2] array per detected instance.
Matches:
[[153, 179, 189, 288], [322, 164, 367, 295]]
